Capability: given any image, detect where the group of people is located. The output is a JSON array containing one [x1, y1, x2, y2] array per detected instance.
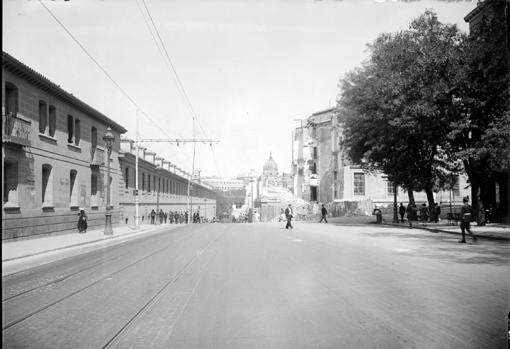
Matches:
[[399, 202, 441, 225], [145, 209, 206, 225], [403, 197, 476, 242]]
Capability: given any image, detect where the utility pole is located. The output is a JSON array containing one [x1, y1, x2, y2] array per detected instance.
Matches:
[[133, 113, 218, 229], [134, 109, 140, 230]]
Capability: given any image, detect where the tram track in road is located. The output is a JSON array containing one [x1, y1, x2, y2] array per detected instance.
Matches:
[[2, 226, 182, 302], [101, 230, 226, 349], [2, 229, 194, 331]]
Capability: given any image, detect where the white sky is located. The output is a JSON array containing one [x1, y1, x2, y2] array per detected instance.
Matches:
[[3, 0, 477, 178]]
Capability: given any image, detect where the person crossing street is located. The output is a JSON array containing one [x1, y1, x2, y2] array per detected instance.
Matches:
[[459, 196, 477, 243], [319, 204, 328, 223], [285, 204, 294, 230]]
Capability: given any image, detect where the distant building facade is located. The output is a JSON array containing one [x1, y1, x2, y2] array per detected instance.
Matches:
[[119, 138, 216, 223], [2, 51, 126, 239], [202, 176, 245, 219], [2, 52, 217, 240], [292, 107, 471, 214]]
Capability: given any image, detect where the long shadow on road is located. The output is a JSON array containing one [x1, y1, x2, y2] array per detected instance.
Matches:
[[358, 227, 510, 266]]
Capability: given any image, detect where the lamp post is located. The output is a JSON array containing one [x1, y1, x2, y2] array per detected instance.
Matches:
[[103, 126, 115, 235]]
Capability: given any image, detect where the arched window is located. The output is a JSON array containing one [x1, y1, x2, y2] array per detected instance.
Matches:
[[70, 170, 78, 208], [42, 164, 54, 207]]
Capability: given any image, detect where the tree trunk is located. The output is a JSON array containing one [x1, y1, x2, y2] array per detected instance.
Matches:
[[393, 182, 399, 223], [407, 189, 415, 203], [472, 182, 486, 226], [425, 187, 435, 208]]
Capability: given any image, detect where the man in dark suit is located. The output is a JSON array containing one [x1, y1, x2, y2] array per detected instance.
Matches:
[[319, 204, 328, 223], [459, 196, 477, 243], [285, 204, 293, 229]]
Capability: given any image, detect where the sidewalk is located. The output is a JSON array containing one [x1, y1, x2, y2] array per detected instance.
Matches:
[[2, 223, 184, 276], [328, 215, 510, 241]]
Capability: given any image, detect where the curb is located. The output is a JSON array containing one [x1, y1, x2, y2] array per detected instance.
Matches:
[[1, 224, 173, 263], [385, 223, 510, 242]]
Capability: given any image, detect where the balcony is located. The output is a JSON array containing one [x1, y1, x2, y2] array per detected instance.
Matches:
[[3, 113, 31, 147], [90, 146, 105, 166]]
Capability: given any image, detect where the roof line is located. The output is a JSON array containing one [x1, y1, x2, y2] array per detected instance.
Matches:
[[2, 51, 127, 133]]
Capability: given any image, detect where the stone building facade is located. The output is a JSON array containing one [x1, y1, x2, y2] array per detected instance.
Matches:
[[2, 52, 217, 240], [2, 52, 127, 239], [292, 107, 471, 215], [119, 138, 216, 223]]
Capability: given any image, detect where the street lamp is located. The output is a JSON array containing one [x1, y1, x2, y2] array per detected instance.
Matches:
[[103, 126, 115, 235]]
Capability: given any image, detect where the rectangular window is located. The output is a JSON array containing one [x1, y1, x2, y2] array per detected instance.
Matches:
[[125, 167, 129, 189], [3, 160, 19, 205], [49, 105, 56, 137], [39, 101, 47, 134], [70, 170, 78, 207], [387, 181, 395, 195], [67, 115, 74, 143], [142, 173, 145, 191], [148, 175, 151, 192], [354, 173, 365, 196], [6, 82, 19, 116], [91, 169, 99, 207], [74, 118, 80, 145], [42, 164, 53, 206], [453, 176, 460, 196]]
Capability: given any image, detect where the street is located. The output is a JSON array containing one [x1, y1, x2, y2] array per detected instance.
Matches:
[[2, 222, 509, 349]]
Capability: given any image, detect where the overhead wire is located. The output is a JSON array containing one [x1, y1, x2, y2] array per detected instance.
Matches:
[[38, 0, 180, 144], [140, 0, 223, 177]]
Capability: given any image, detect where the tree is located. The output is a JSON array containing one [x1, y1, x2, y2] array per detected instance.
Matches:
[[448, 1, 510, 224], [338, 11, 465, 208]]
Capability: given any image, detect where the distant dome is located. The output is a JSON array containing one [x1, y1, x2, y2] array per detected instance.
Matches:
[[263, 153, 278, 174]]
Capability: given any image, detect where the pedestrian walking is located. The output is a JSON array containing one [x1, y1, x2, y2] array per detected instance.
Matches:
[[420, 203, 429, 222], [433, 203, 441, 223], [285, 204, 294, 229], [77, 208, 88, 233], [319, 204, 328, 223], [459, 196, 477, 243], [407, 201, 417, 229], [399, 203, 406, 223]]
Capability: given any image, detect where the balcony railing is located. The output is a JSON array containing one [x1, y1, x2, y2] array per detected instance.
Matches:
[[90, 146, 105, 166], [3, 113, 31, 146]]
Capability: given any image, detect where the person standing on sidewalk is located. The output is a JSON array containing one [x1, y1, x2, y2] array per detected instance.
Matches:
[[319, 204, 328, 223], [459, 196, 477, 243], [399, 203, 406, 223], [150, 209, 156, 224], [285, 204, 294, 229], [77, 209, 88, 233], [407, 201, 417, 229]]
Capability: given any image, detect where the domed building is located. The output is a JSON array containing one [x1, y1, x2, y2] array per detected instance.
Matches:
[[256, 152, 309, 222], [263, 153, 278, 178]]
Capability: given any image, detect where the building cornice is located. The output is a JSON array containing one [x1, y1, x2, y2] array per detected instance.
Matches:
[[2, 51, 127, 134]]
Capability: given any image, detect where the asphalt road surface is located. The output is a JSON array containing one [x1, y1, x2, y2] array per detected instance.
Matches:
[[2, 222, 509, 348]]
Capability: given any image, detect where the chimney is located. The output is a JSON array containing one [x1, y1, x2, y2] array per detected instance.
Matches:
[[144, 150, 156, 165], [155, 156, 164, 168], [120, 137, 134, 153]]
